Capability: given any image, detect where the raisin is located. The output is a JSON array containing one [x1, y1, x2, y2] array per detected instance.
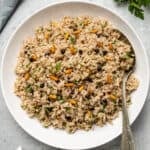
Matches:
[[40, 83, 44, 88], [79, 49, 83, 55], [93, 48, 99, 54], [60, 49, 66, 54]]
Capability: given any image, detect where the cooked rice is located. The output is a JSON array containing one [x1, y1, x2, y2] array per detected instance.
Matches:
[[14, 16, 139, 133]]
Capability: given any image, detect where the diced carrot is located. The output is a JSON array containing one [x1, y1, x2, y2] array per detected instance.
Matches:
[[65, 68, 72, 74], [24, 72, 30, 80], [49, 75, 59, 81], [106, 74, 112, 84], [97, 42, 103, 48], [90, 29, 98, 33], [69, 46, 76, 55], [109, 43, 113, 50], [78, 85, 84, 92], [44, 32, 50, 40], [86, 111, 92, 118], [105, 55, 113, 61], [69, 99, 77, 105], [30, 54, 37, 61], [64, 83, 74, 87], [109, 94, 117, 101], [50, 45, 56, 53], [49, 94, 57, 100], [73, 30, 81, 35]]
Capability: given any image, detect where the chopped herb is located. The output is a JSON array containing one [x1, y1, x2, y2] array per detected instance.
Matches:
[[85, 94, 91, 99], [25, 85, 33, 93], [69, 36, 76, 44], [100, 99, 108, 108], [126, 51, 135, 58], [44, 106, 53, 116], [97, 63, 102, 71], [59, 100, 65, 104], [55, 61, 62, 72], [122, 52, 134, 59], [25, 64, 30, 68], [79, 22, 83, 26], [112, 40, 117, 44], [102, 21, 108, 29], [57, 95, 63, 101], [114, 0, 150, 19], [65, 107, 70, 111], [73, 80, 79, 84]]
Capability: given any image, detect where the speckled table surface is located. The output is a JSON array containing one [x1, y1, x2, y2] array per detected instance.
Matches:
[[0, 0, 150, 150]]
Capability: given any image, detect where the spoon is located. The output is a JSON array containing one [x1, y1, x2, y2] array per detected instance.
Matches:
[[115, 29, 136, 150]]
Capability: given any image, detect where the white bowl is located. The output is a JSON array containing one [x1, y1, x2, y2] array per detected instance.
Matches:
[[1, 1, 150, 149]]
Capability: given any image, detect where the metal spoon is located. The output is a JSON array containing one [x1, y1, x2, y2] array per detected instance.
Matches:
[[115, 29, 136, 150], [121, 66, 135, 150]]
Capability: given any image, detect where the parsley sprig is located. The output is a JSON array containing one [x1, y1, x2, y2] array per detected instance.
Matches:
[[114, 0, 150, 19]]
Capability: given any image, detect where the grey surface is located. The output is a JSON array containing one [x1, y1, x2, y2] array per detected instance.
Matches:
[[0, 0, 150, 150]]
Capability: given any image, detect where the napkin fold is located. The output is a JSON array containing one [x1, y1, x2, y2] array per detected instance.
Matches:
[[0, 0, 21, 32]]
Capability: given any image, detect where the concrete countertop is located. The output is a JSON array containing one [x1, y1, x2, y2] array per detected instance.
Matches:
[[0, 0, 150, 150]]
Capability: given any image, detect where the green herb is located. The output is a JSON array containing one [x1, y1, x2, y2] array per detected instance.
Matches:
[[65, 107, 70, 111], [114, 0, 150, 19], [44, 106, 53, 116], [79, 22, 83, 27], [25, 84, 33, 93], [73, 80, 79, 84], [102, 21, 108, 28], [112, 40, 117, 44], [55, 61, 62, 72], [69, 36, 76, 44], [122, 51, 134, 59], [59, 100, 65, 104]]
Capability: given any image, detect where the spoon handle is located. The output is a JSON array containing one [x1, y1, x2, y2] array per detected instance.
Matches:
[[121, 71, 135, 150]]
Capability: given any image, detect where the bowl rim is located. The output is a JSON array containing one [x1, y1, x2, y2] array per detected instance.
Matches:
[[1, 0, 150, 149]]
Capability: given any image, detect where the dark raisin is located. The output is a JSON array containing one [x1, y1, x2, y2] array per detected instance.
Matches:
[[85, 76, 93, 82], [60, 49, 66, 54], [96, 33, 101, 38], [24, 51, 27, 54], [29, 58, 35, 62], [56, 80, 60, 83], [112, 70, 116, 74], [65, 116, 72, 122], [57, 89, 62, 95], [89, 107, 94, 111], [85, 94, 91, 99], [102, 50, 108, 55], [97, 64, 102, 71], [96, 82, 103, 88], [93, 48, 99, 54], [100, 99, 108, 108], [40, 83, 45, 88], [44, 52, 50, 56], [81, 40, 85, 44], [73, 24, 78, 31], [70, 89, 74, 94], [79, 49, 83, 55]]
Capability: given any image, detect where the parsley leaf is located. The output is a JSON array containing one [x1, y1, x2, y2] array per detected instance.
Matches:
[[55, 61, 62, 72], [114, 0, 150, 19]]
